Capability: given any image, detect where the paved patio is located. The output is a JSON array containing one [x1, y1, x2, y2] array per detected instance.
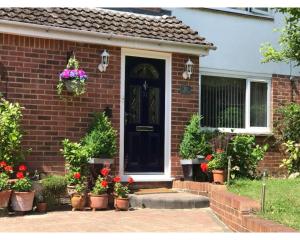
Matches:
[[0, 208, 229, 232]]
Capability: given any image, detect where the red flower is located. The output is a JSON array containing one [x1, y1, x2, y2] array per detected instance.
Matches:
[[73, 172, 81, 179], [0, 161, 7, 168], [205, 154, 213, 161], [113, 176, 121, 183], [128, 177, 134, 184], [16, 171, 24, 179], [4, 165, 13, 172], [100, 168, 110, 177], [200, 163, 208, 173], [216, 148, 224, 154], [101, 180, 108, 188], [18, 164, 27, 172]]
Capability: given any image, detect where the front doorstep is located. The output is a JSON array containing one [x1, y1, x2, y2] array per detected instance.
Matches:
[[88, 158, 114, 165], [121, 175, 174, 182]]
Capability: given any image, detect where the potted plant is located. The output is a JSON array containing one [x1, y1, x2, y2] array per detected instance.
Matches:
[[0, 172, 11, 208], [179, 114, 213, 181], [11, 169, 35, 212], [82, 112, 117, 166], [36, 194, 47, 213], [89, 167, 110, 211], [57, 56, 88, 97], [70, 181, 87, 211], [207, 149, 227, 184], [113, 176, 134, 211], [61, 139, 89, 196]]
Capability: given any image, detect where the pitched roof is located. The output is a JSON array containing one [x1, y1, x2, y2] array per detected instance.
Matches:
[[0, 8, 214, 48]]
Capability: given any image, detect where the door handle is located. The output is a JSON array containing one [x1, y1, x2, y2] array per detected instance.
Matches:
[[136, 126, 154, 132]]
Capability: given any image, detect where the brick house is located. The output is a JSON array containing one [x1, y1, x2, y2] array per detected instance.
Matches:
[[0, 8, 216, 182], [0, 8, 298, 182]]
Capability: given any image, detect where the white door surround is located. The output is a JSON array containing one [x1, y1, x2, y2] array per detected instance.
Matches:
[[120, 48, 173, 182]]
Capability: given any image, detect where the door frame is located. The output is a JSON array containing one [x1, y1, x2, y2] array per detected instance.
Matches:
[[120, 48, 172, 182]]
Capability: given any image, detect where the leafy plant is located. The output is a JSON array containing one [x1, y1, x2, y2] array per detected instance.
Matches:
[[281, 140, 300, 174], [207, 149, 227, 171], [91, 176, 109, 195], [82, 112, 117, 158], [274, 103, 300, 143], [12, 177, 32, 192], [113, 176, 134, 198], [179, 114, 213, 159], [57, 56, 88, 97], [0, 172, 10, 191], [40, 175, 67, 208], [60, 139, 89, 186], [0, 98, 25, 166], [74, 182, 86, 195], [227, 135, 268, 179]]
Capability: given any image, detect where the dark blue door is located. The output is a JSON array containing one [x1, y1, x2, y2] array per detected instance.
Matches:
[[124, 56, 165, 173]]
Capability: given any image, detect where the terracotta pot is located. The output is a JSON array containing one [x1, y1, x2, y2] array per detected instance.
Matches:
[[114, 197, 129, 211], [89, 193, 108, 210], [36, 202, 47, 213], [71, 194, 86, 211], [11, 191, 35, 212], [212, 170, 225, 184], [0, 190, 12, 208]]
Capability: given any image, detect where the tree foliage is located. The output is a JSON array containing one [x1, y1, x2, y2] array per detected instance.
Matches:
[[261, 8, 300, 66]]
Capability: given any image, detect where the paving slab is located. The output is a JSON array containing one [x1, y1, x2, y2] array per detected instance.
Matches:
[[0, 208, 230, 232]]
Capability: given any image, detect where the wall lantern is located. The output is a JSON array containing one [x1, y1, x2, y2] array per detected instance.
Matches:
[[182, 58, 194, 80], [98, 49, 110, 72]]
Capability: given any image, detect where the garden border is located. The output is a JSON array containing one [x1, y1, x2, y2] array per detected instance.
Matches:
[[172, 180, 297, 232]]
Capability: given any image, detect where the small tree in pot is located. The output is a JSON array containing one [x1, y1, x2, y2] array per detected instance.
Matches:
[[11, 168, 34, 212], [89, 167, 110, 211], [70, 173, 87, 211], [113, 176, 134, 211], [0, 172, 11, 208]]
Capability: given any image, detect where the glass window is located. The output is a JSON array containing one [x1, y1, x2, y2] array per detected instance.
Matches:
[[250, 82, 268, 127]]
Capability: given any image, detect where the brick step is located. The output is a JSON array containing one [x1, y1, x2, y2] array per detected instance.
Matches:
[[129, 192, 209, 209]]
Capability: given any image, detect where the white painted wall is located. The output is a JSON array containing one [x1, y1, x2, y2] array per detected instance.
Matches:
[[168, 8, 299, 76]]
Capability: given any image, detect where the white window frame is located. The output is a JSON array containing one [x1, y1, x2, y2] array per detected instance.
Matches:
[[199, 73, 272, 135]]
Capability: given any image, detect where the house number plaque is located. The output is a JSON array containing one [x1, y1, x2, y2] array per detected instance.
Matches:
[[180, 85, 192, 95]]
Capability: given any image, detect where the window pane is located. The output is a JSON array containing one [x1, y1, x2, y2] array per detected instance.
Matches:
[[201, 76, 246, 128], [250, 82, 268, 127]]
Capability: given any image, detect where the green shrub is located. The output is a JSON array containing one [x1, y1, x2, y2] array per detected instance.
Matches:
[[179, 114, 213, 159], [82, 112, 117, 158], [40, 175, 67, 208], [274, 103, 300, 143], [0, 172, 10, 191], [281, 140, 300, 174], [207, 151, 227, 171], [12, 177, 32, 192], [227, 135, 268, 179], [0, 98, 24, 166]]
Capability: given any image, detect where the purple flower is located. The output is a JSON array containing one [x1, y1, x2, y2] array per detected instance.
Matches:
[[78, 69, 85, 77], [61, 69, 70, 79], [69, 70, 77, 78]]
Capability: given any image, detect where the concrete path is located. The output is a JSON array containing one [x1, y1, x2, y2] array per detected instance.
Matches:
[[0, 208, 229, 232]]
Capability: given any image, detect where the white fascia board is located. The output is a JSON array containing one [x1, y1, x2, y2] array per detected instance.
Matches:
[[0, 20, 215, 56]]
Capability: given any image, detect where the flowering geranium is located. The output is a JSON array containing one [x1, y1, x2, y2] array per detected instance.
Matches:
[[57, 56, 88, 97], [200, 163, 208, 172], [0, 161, 7, 168], [73, 172, 81, 179], [205, 154, 213, 161], [92, 176, 109, 195], [113, 176, 134, 198], [18, 164, 27, 172], [4, 165, 13, 173], [100, 167, 110, 177], [16, 171, 24, 179]]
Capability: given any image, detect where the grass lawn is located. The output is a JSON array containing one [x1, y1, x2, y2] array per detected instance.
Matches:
[[228, 178, 300, 230]]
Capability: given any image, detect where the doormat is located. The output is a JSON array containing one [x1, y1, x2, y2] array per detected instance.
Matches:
[[134, 188, 177, 195]]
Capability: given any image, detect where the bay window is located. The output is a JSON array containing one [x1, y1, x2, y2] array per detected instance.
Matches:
[[200, 75, 270, 133]]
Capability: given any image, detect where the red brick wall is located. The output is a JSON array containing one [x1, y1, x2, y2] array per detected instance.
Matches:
[[0, 33, 200, 177], [0, 33, 121, 174], [171, 54, 199, 178]]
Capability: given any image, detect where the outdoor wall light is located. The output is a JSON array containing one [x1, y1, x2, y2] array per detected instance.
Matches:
[[182, 58, 194, 80], [98, 49, 110, 72]]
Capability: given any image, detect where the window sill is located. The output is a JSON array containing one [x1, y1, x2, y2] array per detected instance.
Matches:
[[204, 8, 274, 21], [202, 127, 273, 136]]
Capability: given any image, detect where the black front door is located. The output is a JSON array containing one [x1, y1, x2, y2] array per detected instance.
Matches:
[[124, 56, 165, 173]]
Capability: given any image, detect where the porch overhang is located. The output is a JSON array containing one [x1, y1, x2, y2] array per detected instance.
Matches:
[[0, 19, 216, 56]]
